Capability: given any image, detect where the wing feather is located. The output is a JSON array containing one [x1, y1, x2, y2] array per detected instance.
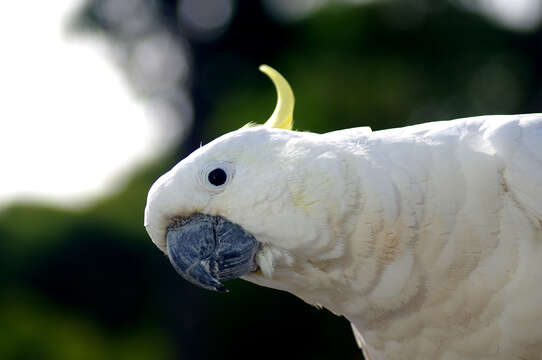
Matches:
[[483, 114, 542, 223]]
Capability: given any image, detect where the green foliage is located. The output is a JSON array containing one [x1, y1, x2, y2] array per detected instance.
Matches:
[[0, 159, 176, 360], [206, 2, 537, 139], [0, 291, 172, 360]]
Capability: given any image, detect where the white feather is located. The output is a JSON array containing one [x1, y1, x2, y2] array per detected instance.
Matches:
[[145, 114, 542, 360]]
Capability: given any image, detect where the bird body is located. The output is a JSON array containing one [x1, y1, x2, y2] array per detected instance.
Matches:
[[247, 114, 542, 359], [144, 66, 542, 359]]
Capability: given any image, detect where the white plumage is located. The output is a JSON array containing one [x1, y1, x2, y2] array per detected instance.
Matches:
[[296, 114, 542, 360], [144, 67, 542, 359]]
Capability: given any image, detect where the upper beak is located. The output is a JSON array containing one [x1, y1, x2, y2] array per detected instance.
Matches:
[[166, 214, 259, 292]]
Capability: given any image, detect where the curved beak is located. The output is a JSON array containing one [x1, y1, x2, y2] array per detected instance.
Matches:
[[166, 214, 259, 292]]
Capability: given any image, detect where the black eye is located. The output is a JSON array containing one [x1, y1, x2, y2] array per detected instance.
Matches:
[[208, 168, 227, 186]]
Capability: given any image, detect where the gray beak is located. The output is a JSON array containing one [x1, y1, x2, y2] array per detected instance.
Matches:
[[166, 214, 259, 292]]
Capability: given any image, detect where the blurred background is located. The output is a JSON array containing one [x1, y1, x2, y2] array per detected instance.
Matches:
[[2, 0, 542, 359]]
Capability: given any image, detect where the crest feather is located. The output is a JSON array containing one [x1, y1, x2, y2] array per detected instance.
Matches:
[[259, 65, 295, 130]]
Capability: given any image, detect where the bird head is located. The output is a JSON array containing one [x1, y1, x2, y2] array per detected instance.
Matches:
[[144, 66, 357, 294]]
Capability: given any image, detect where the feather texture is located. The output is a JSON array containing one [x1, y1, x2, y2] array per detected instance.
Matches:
[[145, 114, 542, 360], [315, 114, 542, 359]]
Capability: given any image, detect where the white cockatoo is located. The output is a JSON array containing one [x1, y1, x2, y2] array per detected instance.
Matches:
[[144, 65, 542, 360]]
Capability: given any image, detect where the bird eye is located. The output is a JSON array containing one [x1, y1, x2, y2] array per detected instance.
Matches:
[[208, 168, 227, 186], [199, 161, 234, 192]]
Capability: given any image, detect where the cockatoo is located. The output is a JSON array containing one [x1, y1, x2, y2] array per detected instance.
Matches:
[[144, 65, 542, 360]]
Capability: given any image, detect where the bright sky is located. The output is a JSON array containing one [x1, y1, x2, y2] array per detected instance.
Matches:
[[266, 0, 542, 29], [461, 0, 542, 31], [0, 1, 184, 208]]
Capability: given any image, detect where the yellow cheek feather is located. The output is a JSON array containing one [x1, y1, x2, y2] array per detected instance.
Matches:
[[243, 65, 295, 131], [291, 186, 316, 216]]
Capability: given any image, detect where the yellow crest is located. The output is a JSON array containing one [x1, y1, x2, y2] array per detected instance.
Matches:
[[243, 65, 294, 130]]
